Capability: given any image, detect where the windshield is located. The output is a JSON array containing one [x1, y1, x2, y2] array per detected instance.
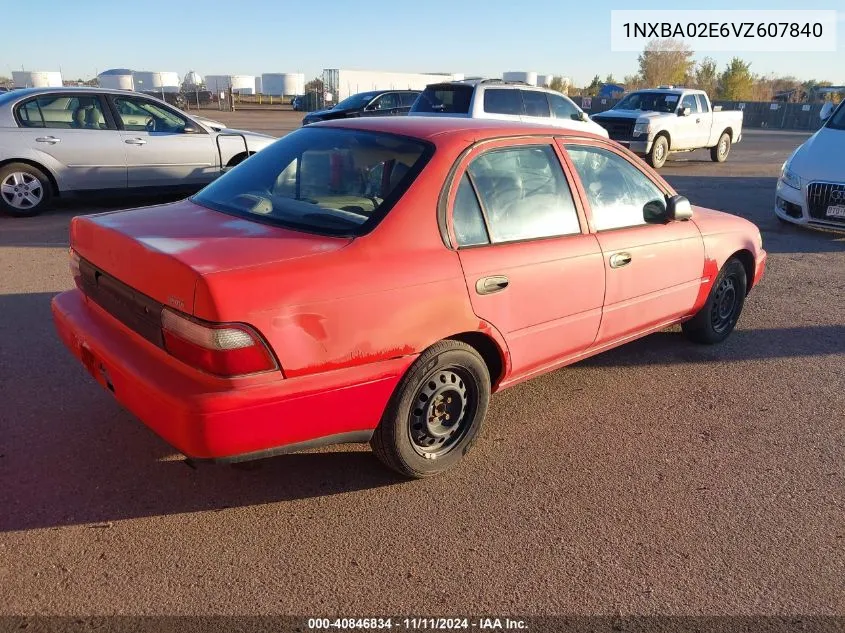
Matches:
[[825, 101, 845, 130], [333, 92, 378, 110], [613, 91, 681, 113], [191, 127, 434, 236], [412, 84, 473, 114]]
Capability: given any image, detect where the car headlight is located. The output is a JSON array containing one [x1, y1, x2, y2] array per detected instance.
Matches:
[[633, 122, 650, 136], [780, 161, 801, 190]]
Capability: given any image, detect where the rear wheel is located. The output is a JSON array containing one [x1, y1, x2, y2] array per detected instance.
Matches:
[[370, 340, 490, 478], [647, 135, 669, 169], [710, 132, 731, 162], [682, 257, 747, 344], [0, 163, 53, 217]]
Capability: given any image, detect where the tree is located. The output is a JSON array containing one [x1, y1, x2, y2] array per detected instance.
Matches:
[[719, 57, 754, 100], [694, 57, 718, 95], [637, 39, 695, 87], [549, 76, 568, 94], [304, 77, 324, 93], [623, 74, 645, 91], [584, 74, 602, 96], [605, 74, 617, 85]]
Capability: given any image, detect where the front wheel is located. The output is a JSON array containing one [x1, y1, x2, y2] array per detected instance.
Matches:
[[682, 257, 747, 344], [0, 163, 53, 217], [370, 340, 491, 478], [647, 135, 669, 169], [710, 132, 731, 163]]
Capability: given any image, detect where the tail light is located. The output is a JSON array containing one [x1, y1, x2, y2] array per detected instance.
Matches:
[[69, 247, 82, 288], [160, 308, 278, 377]]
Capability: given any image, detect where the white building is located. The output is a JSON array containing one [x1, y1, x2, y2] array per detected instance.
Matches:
[[323, 69, 462, 101]]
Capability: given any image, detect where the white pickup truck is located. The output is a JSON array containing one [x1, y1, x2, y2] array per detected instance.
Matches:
[[591, 87, 744, 168]]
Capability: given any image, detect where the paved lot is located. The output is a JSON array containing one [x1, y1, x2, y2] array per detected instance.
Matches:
[[0, 119, 843, 619]]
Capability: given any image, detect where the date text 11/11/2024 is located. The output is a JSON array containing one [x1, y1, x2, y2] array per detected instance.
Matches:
[[307, 617, 529, 630]]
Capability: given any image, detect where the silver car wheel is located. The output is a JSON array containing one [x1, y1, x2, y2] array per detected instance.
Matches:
[[1, 172, 44, 210]]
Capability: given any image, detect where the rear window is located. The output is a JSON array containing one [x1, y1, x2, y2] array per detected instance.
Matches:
[[483, 89, 524, 116], [411, 84, 473, 114], [191, 127, 434, 237]]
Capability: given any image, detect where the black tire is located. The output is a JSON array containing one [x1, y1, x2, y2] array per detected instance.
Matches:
[[0, 162, 53, 217], [647, 135, 669, 169], [682, 257, 747, 345], [370, 340, 491, 478], [710, 132, 731, 163]]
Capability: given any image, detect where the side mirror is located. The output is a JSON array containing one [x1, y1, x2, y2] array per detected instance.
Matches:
[[183, 124, 200, 134], [678, 106, 691, 117], [667, 194, 693, 221], [579, 111, 590, 122]]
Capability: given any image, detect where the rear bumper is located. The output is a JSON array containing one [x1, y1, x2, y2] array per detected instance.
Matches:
[[52, 289, 414, 461]]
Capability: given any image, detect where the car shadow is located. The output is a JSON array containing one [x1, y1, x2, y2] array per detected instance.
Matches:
[[0, 291, 403, 534], [577, 325, 845, 369], [664, 175, 845, 254]]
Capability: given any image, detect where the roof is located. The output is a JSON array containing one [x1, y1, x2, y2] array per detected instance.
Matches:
[[312, 115, 608, 142], [99, 68, 134, 76]]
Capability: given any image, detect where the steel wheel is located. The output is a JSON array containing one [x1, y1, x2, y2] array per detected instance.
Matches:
[[1, 171, 44, 211], [710, 275, 738, 334], [408, 367, 476, 458]]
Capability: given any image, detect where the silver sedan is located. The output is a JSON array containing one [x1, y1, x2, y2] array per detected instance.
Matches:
[[0, 87, 276, 217]]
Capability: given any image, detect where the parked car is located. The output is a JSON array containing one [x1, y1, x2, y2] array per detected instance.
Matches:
[[775, 98, 845, 229], [301, 89, 421, 125], [51, 117, 766, 478], [292, 95, 305, 111], [0, 87, 276, 217], [409, 78, 609, 138], [590, 87, 744, 168]]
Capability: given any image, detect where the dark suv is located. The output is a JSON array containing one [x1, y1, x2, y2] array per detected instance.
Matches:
[[302, 89, 421, 125]]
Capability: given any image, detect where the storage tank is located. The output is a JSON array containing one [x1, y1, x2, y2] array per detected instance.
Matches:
[[205, 75, 232, 93], [229, 75, 255, 95], [254, 76, 263, 94], [536, 74, 555, 87], [182, 70, 203, 88], [98, 68, 135, 90], [261, 73, 305, 96], [503, 71, 538, 86], [133, 71, 180, 93], [12, 71, 63, 88]]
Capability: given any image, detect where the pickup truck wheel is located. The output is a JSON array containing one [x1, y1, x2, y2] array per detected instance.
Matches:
[[647, 135, 669, 169], [370, 340, 490, 478], [0, 163, 53, 217], [711, 133, 731, 162], [682, 257, 747, 345]]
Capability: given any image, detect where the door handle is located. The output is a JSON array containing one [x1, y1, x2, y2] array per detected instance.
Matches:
[[696, 118, 701, 123], [124, 138, 147, 145], [476, 275, 509, 295], [609, 252, 632, 268], [35, 136, 60, 144]]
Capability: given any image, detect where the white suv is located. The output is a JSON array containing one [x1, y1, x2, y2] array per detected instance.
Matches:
[[409, 79, 609, 138]]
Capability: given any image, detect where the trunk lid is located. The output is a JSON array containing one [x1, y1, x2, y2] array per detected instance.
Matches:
[[71, 199, 352, 315]]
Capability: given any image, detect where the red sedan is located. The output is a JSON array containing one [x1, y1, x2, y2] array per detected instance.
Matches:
[[52, 117, 767, 478]]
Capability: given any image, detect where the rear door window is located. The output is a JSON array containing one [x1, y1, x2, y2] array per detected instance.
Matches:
[[483, 89, 524, 116], [464, 145, 581, 243], [411, 85, 473, 114], [521, 91, 551, 117], [400, 92, 420, 107], [16, 94, 112, 129]]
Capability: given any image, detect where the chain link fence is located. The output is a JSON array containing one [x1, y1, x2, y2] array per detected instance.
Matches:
[[571, 96, 832, 131]]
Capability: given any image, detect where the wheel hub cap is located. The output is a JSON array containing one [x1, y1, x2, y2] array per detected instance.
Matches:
[[1, 172, 43, 210]]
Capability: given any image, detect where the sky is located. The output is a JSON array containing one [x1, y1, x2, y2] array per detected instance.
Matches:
[[1, 0, 843, 86]]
